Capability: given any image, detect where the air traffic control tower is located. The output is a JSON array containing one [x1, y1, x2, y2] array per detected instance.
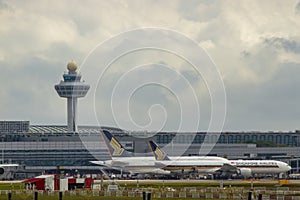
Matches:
[[55, 61, 90, 132]]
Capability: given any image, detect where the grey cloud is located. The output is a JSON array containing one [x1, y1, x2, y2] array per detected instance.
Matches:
[[296, 0, 300, 13], [178, 0, 220, 22], [264, 37, 300, 54], [224, 63, 300, 131], [180, 68, 201, 84], [0, 1, 14, 13], [0, 57, 66, 124], [45, 42, 85, 63], [128, 85, 182, 130], [241, 50, 251, 58], [1, 1, 300, 131]]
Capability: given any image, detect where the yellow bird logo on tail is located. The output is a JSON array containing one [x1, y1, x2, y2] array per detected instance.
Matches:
[[110, 137, 124, 156], [155, 147, 166, 161]]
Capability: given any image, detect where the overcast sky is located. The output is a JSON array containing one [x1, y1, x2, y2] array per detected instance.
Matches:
[[0, 0, 300, 132]]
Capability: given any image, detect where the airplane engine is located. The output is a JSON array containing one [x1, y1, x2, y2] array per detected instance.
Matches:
[[238, 168, 252, 178], [149, 168, 170, 175], [0, 167, 4, 174]]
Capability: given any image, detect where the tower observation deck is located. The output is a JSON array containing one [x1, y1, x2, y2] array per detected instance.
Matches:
[[55, 61, 90, 132]]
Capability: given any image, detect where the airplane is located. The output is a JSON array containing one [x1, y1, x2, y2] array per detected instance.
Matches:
[[228, 160, 291, 177], [148, 140, 291, 178], [0, 164, 19, 175], [91, 130, 170, 175], [148, 140, 237, 175], [91, 130, 236, 176]]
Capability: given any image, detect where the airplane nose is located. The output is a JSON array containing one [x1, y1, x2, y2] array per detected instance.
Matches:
[[283, 163, 292, 172]]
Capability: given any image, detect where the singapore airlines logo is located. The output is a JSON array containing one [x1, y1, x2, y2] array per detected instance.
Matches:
[[110, 137, 124, 156], [155, 147, 166, 161]]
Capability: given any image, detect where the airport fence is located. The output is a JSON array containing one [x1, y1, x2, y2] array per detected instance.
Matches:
[[1, 187, 300, 199]]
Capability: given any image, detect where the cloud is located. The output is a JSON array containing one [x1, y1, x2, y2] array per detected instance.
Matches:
[[0, 1, 13, 14], [264, 37, 300, 54], [0, 0, 300, 131], [225, 62, 300, 131], [178, 0, 220, 22], [296, 0, 300, 13]]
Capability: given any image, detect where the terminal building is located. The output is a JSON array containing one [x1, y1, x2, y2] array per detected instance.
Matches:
[[0, 61, 300, 178], [1, 120, 300, 177]]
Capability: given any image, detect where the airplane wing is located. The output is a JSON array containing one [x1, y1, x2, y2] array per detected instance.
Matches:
[[90, 160, 129, 167], [91, 161, 170, 175], [111, 160, 129, 167], [90, 161, 106, 166], [90, 160, 129, 168], [90, 160, 127, 172], [129, 168, 171, 175]]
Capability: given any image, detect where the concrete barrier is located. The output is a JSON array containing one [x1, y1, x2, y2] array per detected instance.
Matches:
[[219, 193, 227, 198], [116, 191, 123, 196], [191, 192, 199, 198], [4, 187, 300, 199], [179, 192, 186, 198], [262, 194, 270, 200], [205, 193, 213, 198], [153, 192, 161, 198], [166, 191, 173, 198], [128, 191, 135, 197]]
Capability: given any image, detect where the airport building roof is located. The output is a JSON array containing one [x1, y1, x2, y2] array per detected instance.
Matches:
[[0, 121, 126, 134], [29, 125, 125, 134]]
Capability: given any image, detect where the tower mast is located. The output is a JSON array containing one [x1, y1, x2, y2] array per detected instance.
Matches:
[[55, 61, 90, 132]]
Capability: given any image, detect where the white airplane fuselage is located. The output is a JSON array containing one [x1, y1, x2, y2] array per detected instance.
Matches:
[[92, 156, 231, 175], [229, 160, 291, 174]]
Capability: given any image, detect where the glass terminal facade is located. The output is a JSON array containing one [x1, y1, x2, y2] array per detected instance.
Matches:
[[154, 132, 300, 147], [0, 124, 112, 167], [0, 121, 29, 133]]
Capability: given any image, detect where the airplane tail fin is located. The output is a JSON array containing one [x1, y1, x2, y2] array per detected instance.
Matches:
[[148, 140, 170, 160], [101, 130, 132, 157]]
